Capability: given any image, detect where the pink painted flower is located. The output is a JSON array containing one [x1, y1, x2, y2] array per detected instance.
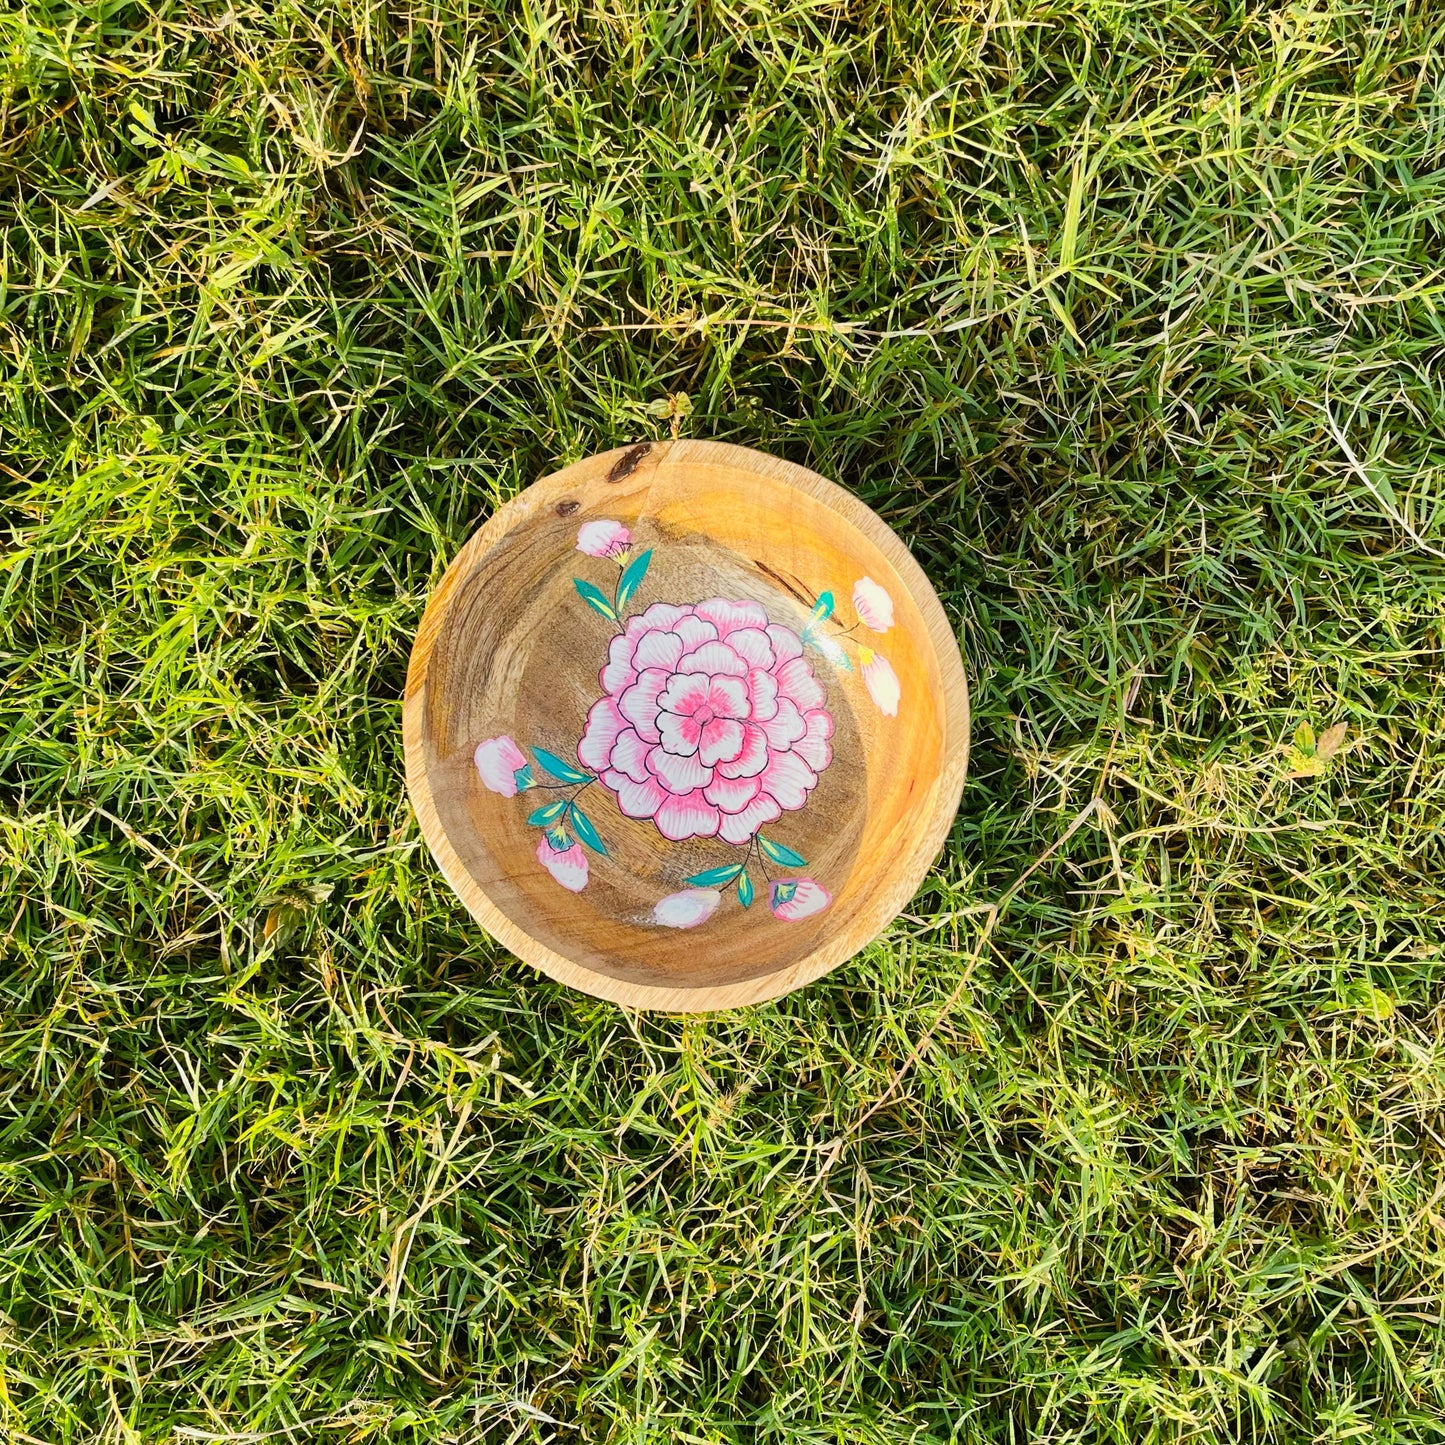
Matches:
[[769, 878, 831, 920], [860, 648, 900, 717], [475, 735, 529, 796], [577, 519, 632, 559], [577, 599, 834, 843], [653, 889, 721, 928], [536, 832, 588, 892], [852, 576, 894, 633]]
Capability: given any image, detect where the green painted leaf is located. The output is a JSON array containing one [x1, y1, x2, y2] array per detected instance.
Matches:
[[771, 880, 798, 905], [512, 762, 535, 791], [758, 835, 807, 867], [685, 863, 744, 887], [616, 548, 653, 612], [543, 823, 571, 851], [810, 590, 834, 623], [526, 800, 569, 826], [573, 578, 618, 621], [568, 803, 608, 855], [737, 870, 754, 908], [532, 747, 591, 784]]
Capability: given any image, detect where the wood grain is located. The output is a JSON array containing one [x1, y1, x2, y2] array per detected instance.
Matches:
[[403, 440, 969, 1011]]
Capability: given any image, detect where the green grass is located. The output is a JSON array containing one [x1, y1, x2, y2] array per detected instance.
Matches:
[[3, 0, 1445, 1439]]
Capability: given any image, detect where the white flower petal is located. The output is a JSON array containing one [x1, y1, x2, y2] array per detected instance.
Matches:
[[852, 576, 895, 632], [653, 889, 721, 928]]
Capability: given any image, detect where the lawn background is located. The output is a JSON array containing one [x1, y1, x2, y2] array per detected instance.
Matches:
[[4, 0, 1445, 1439]]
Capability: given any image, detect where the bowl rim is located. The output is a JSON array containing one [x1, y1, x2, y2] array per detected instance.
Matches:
[[403, 439, 969, 1011]]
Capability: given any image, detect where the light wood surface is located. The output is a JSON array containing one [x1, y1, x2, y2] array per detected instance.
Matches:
[[403, 440, 969, 1011]]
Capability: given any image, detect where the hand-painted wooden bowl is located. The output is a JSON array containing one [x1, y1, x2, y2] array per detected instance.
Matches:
[[404, 440, 968, 1010]]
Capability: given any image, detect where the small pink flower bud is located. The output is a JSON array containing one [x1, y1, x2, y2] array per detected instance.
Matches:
[[475, 736, 528, 796], [576, 519, 632, 559]]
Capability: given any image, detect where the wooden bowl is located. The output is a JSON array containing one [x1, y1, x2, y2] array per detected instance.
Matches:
[[404, 440, 968, 1011]]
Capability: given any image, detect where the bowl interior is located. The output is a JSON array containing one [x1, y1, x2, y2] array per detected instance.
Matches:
[[408, 443, 963, 1004]]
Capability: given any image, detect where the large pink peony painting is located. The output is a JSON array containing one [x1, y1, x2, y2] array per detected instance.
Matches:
[[473, 520, 900, 928], [578, 599, 833, 845]]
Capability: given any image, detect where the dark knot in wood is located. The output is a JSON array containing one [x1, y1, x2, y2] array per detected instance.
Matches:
[[606, 442, 652, 482]]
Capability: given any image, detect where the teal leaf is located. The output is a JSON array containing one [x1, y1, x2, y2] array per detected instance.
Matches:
[[512, 762, 535, 791], [810, 591, 834, 623], [532, 747, 591, 784], [771, 880, 798, 905], [567, 803, 608, 855], [616, 548, 653, 612], [543, 823, 571, 851], [574, 578, 618, 621], [737, 870, 754, 908], [758, 836, 807, 867], [685, 863, 744, 887], [526, 800, 569, 826]]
